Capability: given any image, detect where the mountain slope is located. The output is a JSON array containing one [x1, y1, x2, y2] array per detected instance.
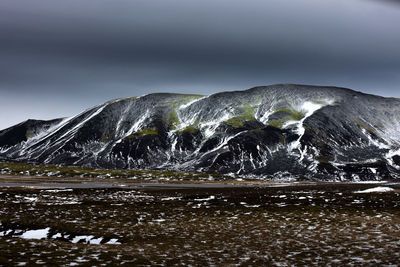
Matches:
[[1, 84, 400, 181]]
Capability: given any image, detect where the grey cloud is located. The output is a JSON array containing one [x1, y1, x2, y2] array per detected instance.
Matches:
[[0, 0, 399, 129]]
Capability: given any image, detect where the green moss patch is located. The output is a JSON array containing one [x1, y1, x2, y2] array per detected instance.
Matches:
[[268, 119, 287, 129], [135, 127, 158, 136], [355, 119, 376, 134], [275, 108, 304, 121], [166, 94, 204, 109], [268, 108, 304, 129], [224, 115, 255, 127], [25, 130, 35, 139], [176, 126, 198, 133], [100, 133, 112, 142], [224, 105, 257, 127], [167, 111, 180, 129]]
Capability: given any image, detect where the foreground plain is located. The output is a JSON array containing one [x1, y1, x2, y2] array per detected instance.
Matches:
[[0, 176, 400, 266]]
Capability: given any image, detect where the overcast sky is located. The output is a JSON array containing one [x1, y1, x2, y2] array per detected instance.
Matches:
[[1, 0, 400, 129]]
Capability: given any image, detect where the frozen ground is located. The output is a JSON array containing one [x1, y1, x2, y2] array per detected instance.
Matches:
[[0, 178, 400, 266]]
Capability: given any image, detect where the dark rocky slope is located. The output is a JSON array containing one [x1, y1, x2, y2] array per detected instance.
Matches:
[[1, 84, 400, 181]]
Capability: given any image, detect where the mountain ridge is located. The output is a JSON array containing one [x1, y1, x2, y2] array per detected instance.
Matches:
[[1, 84, 400, 181]]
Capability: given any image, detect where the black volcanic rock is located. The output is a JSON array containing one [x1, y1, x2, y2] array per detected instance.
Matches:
[[0, 118, 63, 147], [1, 84, 400, 181]]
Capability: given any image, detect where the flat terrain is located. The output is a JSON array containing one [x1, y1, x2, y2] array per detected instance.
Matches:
[[1, 176, 400, 266]]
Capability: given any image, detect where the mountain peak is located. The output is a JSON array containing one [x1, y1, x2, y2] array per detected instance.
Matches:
[[1, 84, 400, 181]]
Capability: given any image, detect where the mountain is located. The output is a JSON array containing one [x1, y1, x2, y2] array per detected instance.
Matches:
[[1, 84, 400, 181]]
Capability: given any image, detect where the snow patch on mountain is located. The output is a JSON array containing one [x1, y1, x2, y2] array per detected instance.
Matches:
[[288, 100, 333, 160]]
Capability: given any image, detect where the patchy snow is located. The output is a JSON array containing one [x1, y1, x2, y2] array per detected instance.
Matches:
[[23, 197, 38, 202], [21, 228, 50, 239], [200, 109, 233, 138], [48, 104, 108, 148], [380, 121, 400, 147], [244, 204, 261, 208], [355, 187, 395, 193], [361, 128, 389, 150], [288, 100, 333, 160], [0, 223, 122, 245], [21, 116, 73, 146], [194, 195, 215, 201], [179, 96, 207, 110], [89, 237, 103, 244], [115, 101, 134, 134], [198, 131, 245, 160], [116, 109, 150, 144], [288, 102, 323, 151], [152, 219, 166, 223], [44, 189, 73, 193], [258, 107, 274, 125], [161, 197, 182, 201], [354, 181, 387, 184], [71, 235, 95, 243], [52, 233, 62, 238], [107, 238, 121, 245], [385, 148, 400, 169]]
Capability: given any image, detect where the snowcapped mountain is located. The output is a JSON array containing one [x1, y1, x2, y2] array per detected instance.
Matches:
[[1, 84, 400, 181]]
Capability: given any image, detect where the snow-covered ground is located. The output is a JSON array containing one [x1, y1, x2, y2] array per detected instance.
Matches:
[[355, 186, 395, 193]]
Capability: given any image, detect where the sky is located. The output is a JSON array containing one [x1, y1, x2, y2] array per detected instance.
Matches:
[[1, 0, 400, 129]]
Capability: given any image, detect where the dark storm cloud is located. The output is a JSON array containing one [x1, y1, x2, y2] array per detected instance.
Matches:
[[0, 0, 400, 128]]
